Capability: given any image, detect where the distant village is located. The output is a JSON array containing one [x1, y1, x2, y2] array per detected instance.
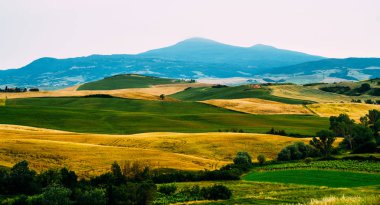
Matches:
[[0, 86, 39, 93]]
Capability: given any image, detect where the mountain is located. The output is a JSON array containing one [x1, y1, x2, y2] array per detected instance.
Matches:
[[140, 37, 324, 69], [0, 38, 325, 88], [268, 58, 380, 82]]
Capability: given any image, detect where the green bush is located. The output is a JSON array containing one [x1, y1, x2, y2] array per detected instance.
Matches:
[[201, 184, 232, 200], [158, 184, 177, 196], [257, 155, 266, 165]]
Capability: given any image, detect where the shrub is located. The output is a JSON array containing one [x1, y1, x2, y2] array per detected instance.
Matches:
[[257, 155, 266, 165], [158, 184, 177, 195], [201, 184, 232, 200], [277, 142, 319, 161], [304, 157, 313, 164], [233, 152, 253, 169]]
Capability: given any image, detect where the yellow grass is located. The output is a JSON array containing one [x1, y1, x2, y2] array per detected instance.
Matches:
[[0, 98, 5, 106], [0, 124, 311, 177], [307, 103, 380, 121], [202, 98, 312, 115], [0, 83, 208, 101], [308, 195, 380, 205]]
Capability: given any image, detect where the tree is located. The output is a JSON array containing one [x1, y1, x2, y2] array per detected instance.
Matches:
[[8, 160, 38, 195], [257, 154, 266, 165], [358, 83, 371, 93], [76, 188, 106, 205], [159, 94, 165, 100], [350, 125, 377, 153], [329, 114, 355, 150], [111, 161, 124, 184], [310, 130, 336, 156], [277, 142, 318, 161], [233, 152, 252, 167]]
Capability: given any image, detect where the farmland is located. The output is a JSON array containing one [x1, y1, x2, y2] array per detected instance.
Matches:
[[307, 103, 380, 121], [0, 97, 328, 135], [0, 124, 312, 177], [170, 85, 312, 104]]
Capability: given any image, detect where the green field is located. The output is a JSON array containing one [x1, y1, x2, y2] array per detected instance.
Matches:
[[0, 97, 328, 135], [159, 180, 380, 204], [170, 85, 312, 104], [77, 74, 183, 90], [243, 169, 380, 187]]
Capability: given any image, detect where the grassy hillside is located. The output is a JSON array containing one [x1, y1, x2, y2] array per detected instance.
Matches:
[[307, 103, 380, 121], [0, 97, 328, 135], [0, 124, 313, 177], [170, 85, 311, 104], [77, 74, 184, 90]]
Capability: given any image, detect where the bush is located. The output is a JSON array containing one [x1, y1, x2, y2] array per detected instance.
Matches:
[[233, 152, 253, 170], [277, 142, 319, 161], [257, 155, 266, 165], [201, 184, 232, 200], [158, 184, 177, 195], [304, 157, 313, 164]]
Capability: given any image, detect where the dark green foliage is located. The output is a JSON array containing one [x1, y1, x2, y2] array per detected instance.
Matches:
[[233, 152, 253, 170], [201, 184, 232, 200], [310, 130, 336, 156], [7, 161, 38, 195], [266, 128, 287, 136], [329, 114, 355, 150], [277, 142, 319, 161], [158, 184, 177, 195], [358, 83, 371, 93], [257, 155, 266, 165], [84, 94, 114, 98], [350, 125, 377, 153], [320, 86, 351, 94], [75, 188, 106, 205]]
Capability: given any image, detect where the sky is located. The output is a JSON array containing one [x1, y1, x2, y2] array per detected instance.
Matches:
[[0, 0, 380, 70]]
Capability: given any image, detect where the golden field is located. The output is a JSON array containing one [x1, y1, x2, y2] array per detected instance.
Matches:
[[307, 103, 380, 121], [202, 98, 312, 115], [0, 124, 312, 177]]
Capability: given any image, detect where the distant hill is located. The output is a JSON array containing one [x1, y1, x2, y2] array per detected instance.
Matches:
[[268, 58, 380, 82], [0, 38, 324, 89], [77, 74, 185, 90], [140, 37, 324, 69]]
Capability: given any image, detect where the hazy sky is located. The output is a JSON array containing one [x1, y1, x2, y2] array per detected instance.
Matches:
[[1, 0, 380, 70]]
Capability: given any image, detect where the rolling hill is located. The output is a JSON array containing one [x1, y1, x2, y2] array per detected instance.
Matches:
[[77, 74, 185, 90], [0, 97, 328, 135]]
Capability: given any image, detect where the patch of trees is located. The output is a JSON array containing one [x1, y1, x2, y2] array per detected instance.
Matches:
[[277, 142, 320, 161], [217, 128, 244, 133], [277, 110, 380, 161], [0, 86, 27, 93], [266, 128, 309, 138], [155, 184, 231, 204], [0, 161, 156, 205], [0, 158, 239, 204], [211, 84, 228, 88], [84, 94, 114, 98], [319, 86, 351, 94]]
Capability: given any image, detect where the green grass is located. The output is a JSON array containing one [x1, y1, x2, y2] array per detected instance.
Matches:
[[77, 74, 184, 90], [170, 85, 312, 104], [243, 169, 380, 187], [0, 97, 328, 135], [160, 181, 380, 204]]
